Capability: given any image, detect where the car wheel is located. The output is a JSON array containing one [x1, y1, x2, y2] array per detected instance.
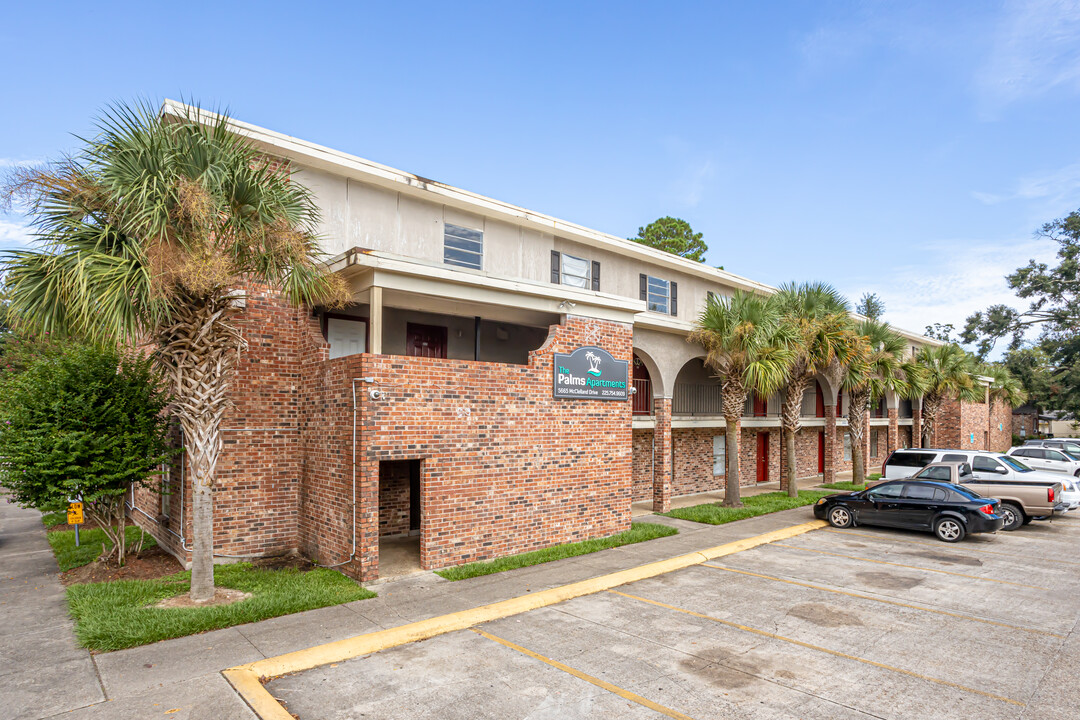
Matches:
[[934, 517, 966, 543], [828, 506, 853, 528], [999, 502, 1024, 531]]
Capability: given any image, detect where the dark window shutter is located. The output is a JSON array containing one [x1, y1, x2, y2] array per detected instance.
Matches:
[[670, 281, 678, 316], [550, 250, 561, 284], [639, 274, 647, 301], [591, 261, 601, 291]]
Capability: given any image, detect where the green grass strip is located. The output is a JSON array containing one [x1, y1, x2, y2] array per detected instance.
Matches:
[[67, 563, 377, 652], [660, 490, 835, 526], [435, 521, 678, 582], [47, 525, 157, 572], [820, 482, 866, 491], [42, 511, 67, 528]]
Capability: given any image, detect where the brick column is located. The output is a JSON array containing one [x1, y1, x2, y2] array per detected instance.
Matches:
[[823, 405, 836, 484], [913, 402, 923, 448], [887, 408, 899, 454], [652, 397, 672, 513]]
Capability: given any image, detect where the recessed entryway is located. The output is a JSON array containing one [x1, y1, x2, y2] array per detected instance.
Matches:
[[756, 432, 770, 482], [378, 459, 422, 578]]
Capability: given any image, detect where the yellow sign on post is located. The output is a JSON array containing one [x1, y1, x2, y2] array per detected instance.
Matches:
[[67, 502, 83, 525]]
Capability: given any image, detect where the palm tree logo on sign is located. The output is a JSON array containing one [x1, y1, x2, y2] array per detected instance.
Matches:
[[585, 351, 603, 376]]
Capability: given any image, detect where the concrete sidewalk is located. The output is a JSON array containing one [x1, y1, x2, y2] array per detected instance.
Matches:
[[4, 494, 829, 719], [0, 495, 105, 720]]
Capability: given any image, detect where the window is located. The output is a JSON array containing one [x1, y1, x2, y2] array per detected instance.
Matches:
[[869, 483, 904, 499], [973, 456, 1003, 473], [941, 453, 967, 463], [639, 274, 677, 315], [904, 484, 946, 500], [713, 435, 726, 475], [551, 251, 600, 291], [843, 433, 852, 461], [887, 451, 937, 468], [870, 430, 879, 458], [444, 223, 483, 269], [1047, 450, 1069, 462], [916, 466, 952, 481], [1001, 455, 1033, 472]]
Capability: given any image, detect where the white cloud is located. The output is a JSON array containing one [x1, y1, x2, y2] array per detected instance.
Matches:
[[973, 161, 1080, 207], [0, 217, 34, 249], [977, 0, 1080, 112], [842, 237, 1058, 352]]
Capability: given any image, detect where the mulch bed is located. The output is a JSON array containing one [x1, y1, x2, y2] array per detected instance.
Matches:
[[60, 546, 183, 586]]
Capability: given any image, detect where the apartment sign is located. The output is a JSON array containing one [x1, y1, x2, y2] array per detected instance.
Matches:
[[553, 346, 629, 401]]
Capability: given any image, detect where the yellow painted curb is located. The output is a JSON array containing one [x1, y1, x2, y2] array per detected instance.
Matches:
[[224, 518, 827, 718]]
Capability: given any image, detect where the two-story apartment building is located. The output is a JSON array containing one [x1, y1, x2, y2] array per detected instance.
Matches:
[[131, 103, 1005, 581]]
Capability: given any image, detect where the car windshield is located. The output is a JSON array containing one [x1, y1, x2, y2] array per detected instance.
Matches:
[[1060, 443, 1080, 454], [1062, 450, 1080, 461], [1001, 455, 1033, 472], [950, 484, 984, 500]]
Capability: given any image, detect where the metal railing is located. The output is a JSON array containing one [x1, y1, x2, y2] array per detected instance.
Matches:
[[673, 383, 724, 416], [632, 378, 652, 415]]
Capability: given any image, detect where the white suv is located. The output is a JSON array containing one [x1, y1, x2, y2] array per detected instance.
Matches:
[[1008, 446, 1080, 477], [882, 448, 1080, 511]]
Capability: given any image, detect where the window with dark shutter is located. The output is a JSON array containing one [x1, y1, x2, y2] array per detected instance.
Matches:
[[639, 274, 648, 301], [591, 261, 600, 291], [670, 281, 678, 316], [550, 250, 561, 284]]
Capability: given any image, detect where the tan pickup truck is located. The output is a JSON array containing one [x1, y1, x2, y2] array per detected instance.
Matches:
[[869, 461, 1066, 531]]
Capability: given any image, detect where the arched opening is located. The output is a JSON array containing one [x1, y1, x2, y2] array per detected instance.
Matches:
[[631, 353, 653, 416], [672, 358, 723, 416]]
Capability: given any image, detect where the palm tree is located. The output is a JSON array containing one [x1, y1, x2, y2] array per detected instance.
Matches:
[[689, 290, 795, 507], [2, 102, 347, 601], [775, 282, 857, 497], [841, 320, 925, 485], [984, 364, 1028, 410], [915, 344, 981, 448]]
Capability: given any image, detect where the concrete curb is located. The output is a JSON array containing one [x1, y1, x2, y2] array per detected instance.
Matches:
[[223, 518, 828, 720]]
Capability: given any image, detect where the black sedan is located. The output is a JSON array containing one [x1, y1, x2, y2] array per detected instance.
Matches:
[[813, 480, 1004, 542]]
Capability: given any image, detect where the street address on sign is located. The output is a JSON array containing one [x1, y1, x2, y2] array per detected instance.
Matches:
[[552, 346, 629, 401], [67, 502, 83, 525]]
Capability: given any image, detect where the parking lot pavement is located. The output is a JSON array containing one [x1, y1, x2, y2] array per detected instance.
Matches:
[[267, 514, 1080, 719]]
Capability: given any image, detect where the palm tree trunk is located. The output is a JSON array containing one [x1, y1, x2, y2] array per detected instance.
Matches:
[[155, 295, 243, 602], [848, 389, 869, 485], [722, 385, 747, 508], [781, 377, 810, 498], [921, 393, 942, 449]]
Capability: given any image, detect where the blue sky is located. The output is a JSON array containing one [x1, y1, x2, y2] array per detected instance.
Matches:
[[3, 0, 1080, 340]]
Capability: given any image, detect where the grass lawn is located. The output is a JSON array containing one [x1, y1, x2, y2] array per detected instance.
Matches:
[[820, 473, 881, 492], [47, 525, 157, 571], [67, 563, 377, 651], [660, 490, 835, 525], [434, 522, 678, 582]]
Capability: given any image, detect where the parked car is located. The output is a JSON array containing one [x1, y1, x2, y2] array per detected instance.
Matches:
[[879, 452, 1071, 530], [1023, 438, 1080, 455], [814, 478, 1004, 542], [1010, 445, 1080, 476]]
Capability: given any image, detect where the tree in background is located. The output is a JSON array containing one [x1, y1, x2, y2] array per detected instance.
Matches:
[[915, 344, 981, 447], [982, 364, 1028, 420], [0, 343, 173, 565], [856, 292, 885, 320], [1001, 347, 1056, 411], [775, 282, 857, 497], [631, 216, 708, 262], [841, 321, 925, 484], [924, 323, 956, 342], [690, 291, 795, 506], [2, 101, 347, 601]]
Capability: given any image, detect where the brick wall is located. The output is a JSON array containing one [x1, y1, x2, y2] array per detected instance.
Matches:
[[631, 429, 653, 502], [132, 285, 318, 564], [302, 316, 635, 580], [672, 428, 723, 495], [990, 402, 1012, 452], [378, 461, 412, 537]]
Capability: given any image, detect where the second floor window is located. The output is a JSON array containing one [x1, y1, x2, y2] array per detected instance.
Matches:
[[444, 223, 483, 269], [550, 250, 600, 290], [640, 274, 677, 315]]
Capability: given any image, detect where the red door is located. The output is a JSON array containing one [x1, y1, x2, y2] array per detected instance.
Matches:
[[753, 393, 768, 417], [406, 323, 448, 358], [818, 431, 825, 473], [757, 432, 770, 482]]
